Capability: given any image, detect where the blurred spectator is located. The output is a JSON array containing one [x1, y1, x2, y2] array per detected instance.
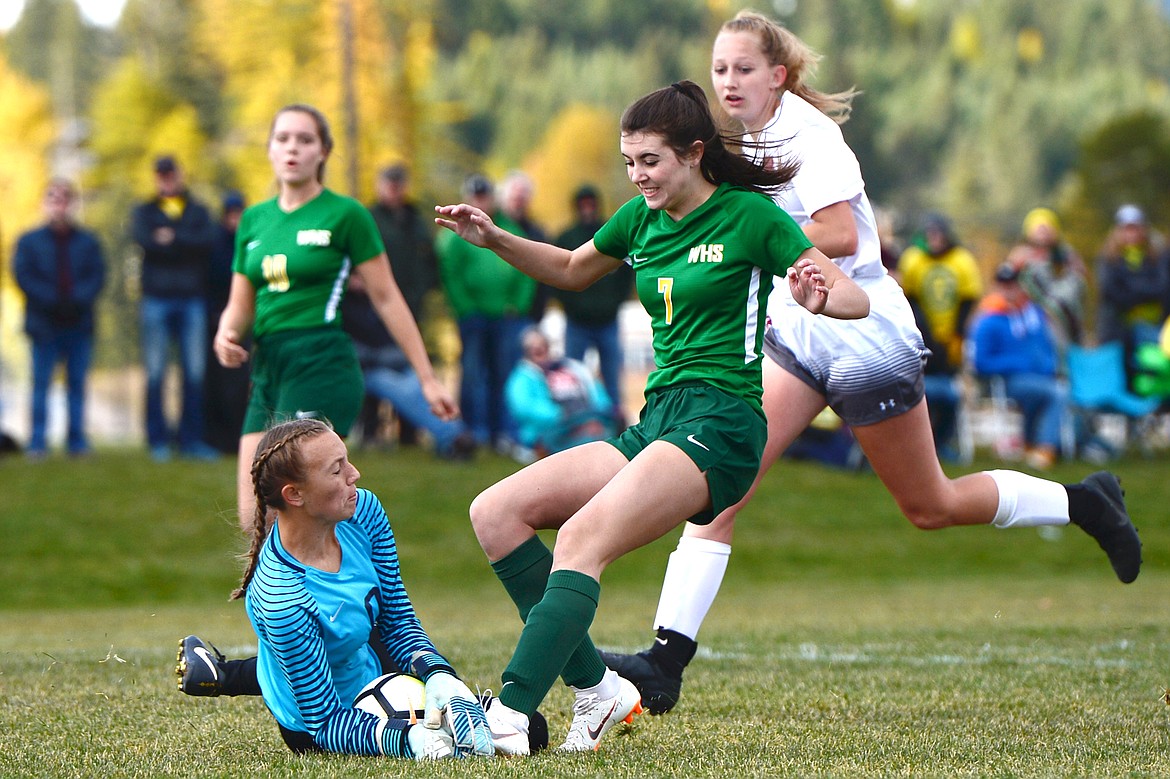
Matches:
[[1006, 207, 1088, 357], [342, 276, 476, 460], [873, 205, 904, 278], [370, 164, 438, 323], [367, 164, 440, 447], [969, 264, 1069, 470], [1095, 204, 1170, 383], [553, 184, 632, 428], [505, 327, 615, 461], [500, 170, 552, 321], [14, 179, 106, 459], [910, 298, 962, 462], [130, 155, 218, 461], [203, 191, 250, 454], [436, 174, 536, 450], [897, 213, 983, 369]]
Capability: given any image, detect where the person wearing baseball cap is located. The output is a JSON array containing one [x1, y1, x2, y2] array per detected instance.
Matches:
[[1096, 203, 1169, 347], [1005, 207, 1087, 352], [130, 154, 219, 461], [436, 174, 536, 452], [970, 262, 1069, 470]]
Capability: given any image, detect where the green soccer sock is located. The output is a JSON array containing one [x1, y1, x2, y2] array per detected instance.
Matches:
[[498, 569, 603, 716], [491, 538, 608, 688]]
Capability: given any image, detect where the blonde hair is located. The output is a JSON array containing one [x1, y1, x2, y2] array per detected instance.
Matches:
[[721, 10, 858, 124]]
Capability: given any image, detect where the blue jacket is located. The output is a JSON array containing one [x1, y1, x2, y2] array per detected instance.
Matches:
[[970, 294, 1058, 378], [14, 224, 106, 340]]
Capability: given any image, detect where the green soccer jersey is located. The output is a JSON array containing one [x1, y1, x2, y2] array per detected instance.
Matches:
[[234, 189, 385, 338], [593, 183, 812, 414]]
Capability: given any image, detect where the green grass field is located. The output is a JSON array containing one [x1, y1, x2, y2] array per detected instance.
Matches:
[[2, 448, 1168, 777]]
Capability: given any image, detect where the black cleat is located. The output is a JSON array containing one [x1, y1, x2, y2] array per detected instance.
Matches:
[[1071, 472, 1142, 584], [176, 635, 225, 696], [598, 650, 682, 715]]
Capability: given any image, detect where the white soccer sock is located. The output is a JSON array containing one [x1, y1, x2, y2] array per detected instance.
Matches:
[[987, 469, 1071, 528], [573, 667, 619, 698], [651, 536, 732, 641]]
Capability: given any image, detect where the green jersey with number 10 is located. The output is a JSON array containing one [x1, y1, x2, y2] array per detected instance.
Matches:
[[593, 183, 812, 415], [233, 189, 385, 338]]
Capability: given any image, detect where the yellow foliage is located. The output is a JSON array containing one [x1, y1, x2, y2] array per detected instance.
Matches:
[[0, 53, 56, 375], [86, 57, 210, 196], [1016, 27, 1045, 64], [196, 0, 411, 204], [0, 54, 56, 241], [950, 13, 981, 62], [524, 104, 620, 234]]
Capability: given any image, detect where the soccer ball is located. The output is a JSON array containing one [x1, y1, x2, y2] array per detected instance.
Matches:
[[353, 672, 426, 722]]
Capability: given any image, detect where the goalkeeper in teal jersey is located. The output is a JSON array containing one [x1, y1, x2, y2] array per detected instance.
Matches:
[[228, 418, 492, 759], [434, 80, 869, 754]]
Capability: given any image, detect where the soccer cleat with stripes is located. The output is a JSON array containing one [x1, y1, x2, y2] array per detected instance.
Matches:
[[559, 670, 643, 752], [175, 635, 225, 697]]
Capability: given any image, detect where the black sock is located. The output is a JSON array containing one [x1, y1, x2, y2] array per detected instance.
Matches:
[[646, 629, 697, 677], [1066, 483, 1104, 528]]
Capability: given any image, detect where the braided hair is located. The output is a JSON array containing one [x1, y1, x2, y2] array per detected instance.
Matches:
[[230, 418, 333, 600], [620, 80, 800, 196]]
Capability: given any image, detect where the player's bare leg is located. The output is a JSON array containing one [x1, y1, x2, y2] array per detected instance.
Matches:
[[602, 363, 826, 712], [236, 431, 264, 532]]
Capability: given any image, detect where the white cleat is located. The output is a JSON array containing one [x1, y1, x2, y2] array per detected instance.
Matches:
[[559, 670, 643, 752], [482, 696, 531, 756]]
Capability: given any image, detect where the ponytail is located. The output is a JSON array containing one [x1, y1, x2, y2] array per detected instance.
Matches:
[[621, 80, 799, 196]]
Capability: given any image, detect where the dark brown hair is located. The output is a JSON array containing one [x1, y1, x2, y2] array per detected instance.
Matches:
[[270, 104, 334, 183], [620, 80, 799, 196]]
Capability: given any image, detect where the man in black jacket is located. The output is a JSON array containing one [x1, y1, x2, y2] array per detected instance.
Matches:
[[130, 155, 218, 461]]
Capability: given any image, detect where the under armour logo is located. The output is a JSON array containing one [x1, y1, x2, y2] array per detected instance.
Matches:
[[878, 398, 897, 412]]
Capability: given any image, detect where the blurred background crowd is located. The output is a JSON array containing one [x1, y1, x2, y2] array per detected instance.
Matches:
[[5, 0, 1170, 468]]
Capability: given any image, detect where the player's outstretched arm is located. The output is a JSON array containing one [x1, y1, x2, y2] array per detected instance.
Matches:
[[435, 203, 620, 290]]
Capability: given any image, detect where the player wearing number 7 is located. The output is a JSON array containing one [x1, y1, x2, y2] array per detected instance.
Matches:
[[214, 104, 457, 532], [433, 80, 868, 755]]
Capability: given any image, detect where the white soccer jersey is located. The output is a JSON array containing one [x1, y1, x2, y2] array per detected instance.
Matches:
[[748, 91, 927, 424], [749, 91, 885, 285]]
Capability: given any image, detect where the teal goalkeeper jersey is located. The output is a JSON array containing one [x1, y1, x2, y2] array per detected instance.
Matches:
[[246, 489, 448, 754], [593, 183, 812, 414], [234, 189, 385, 338]]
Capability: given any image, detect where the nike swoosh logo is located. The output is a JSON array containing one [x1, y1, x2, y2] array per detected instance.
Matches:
[[192, 647, 219, 680], [655, 636, 668, 646], [630, 254, 644, 264], [247, 240, 261, 250], [686, 434, 709, 451], [329, 603, 343, 622], [587, 701, 619, 740]]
